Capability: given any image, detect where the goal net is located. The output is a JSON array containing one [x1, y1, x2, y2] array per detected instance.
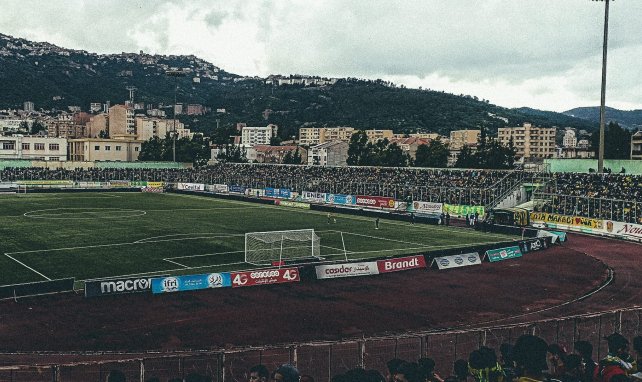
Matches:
[[245, 229, 320, 265]]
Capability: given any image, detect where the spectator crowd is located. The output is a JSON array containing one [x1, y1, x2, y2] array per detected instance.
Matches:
[[538, 173, 642, 224], [0, 164, 522, 206], [103, 332, 642, 382]]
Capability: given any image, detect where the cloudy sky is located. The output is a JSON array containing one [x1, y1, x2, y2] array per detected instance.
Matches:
[[2, 0, 641, 112]]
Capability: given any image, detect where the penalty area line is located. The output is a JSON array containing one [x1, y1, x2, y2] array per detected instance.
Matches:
[[4, 253, 51, 281], [163, 258, 189, 268]]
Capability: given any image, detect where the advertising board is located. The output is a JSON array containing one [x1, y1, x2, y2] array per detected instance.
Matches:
[[275, 200, 310, 209], [315, 262, 379, 279], [356, 195, 396, 209], [443, 204, 485, 216], [518, 238, 548, 254], [605, 221, 642, 242], [177, 183, 205, 191], [302, 191, 326, 203], [151, 273, 231, 294], [485, 246, 522, 262], [377, 255, 426, 273], [412, 201, 443, 215], [264, 188, 292, 198], [206, 184, 229, 193], [433, 253, 481, 270], [85, 276, 157, 297], [530, 212, 603, 230], [229, 185, 246, 194], [230, 267, 300, 287], [109, 180, 131, 188], [325, 194, 356, 205]]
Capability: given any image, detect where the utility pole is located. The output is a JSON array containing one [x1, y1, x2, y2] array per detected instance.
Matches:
[[593, 0, 612, 174], [166, 70, 185, 162]]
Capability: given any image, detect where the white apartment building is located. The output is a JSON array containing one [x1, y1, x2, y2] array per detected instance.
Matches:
[[563, 129, 577, 148], [299, 127, 355, 146], [307, 141, 349, 166], [68, 138, 143, 162], [0, 118, 33, 134], [135, 117, 184, 141], [241, 124, 278, 146], [0, 136, 67, 161]]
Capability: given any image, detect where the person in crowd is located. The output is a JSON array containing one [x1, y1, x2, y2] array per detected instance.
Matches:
[[512, 334, 557, 382], [395, 361, 421, 382], [562, 354, 584, 382], [575, 341, 597, 382], [499, 343, 517, 382], [548, 344, 567, 378], [300, 374, 315, 382], [594, 333, 637, 382], [418, 358, 443, 382], [272, 364, 300, 382], [387, 359, 406, 382], [468, 347, 504, 382], [250, 365, 270, 382], [453, 359, 471, 382]]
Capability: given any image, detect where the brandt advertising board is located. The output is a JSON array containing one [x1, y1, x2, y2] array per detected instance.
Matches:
[[356, 195, 396, 209], [315, 262, 379, 279], [230, 267, 300, 288], [377, 255, 426, 273], [85, 276, 156, 297]]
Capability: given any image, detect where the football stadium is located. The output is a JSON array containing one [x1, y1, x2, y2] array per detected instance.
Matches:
[[0, 163, 641, 382]]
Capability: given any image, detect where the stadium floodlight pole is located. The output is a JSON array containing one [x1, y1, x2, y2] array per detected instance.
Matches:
[[166, 69, 185, 163], [593, 0, 612, 174]]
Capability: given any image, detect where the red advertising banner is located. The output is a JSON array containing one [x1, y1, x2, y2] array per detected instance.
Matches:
[[230, 267, 300, 288], [377, 255, 426, 273], [356, 195, 396, 209]]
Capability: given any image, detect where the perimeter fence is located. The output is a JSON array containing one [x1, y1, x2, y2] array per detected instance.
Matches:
[[2, 307, 641, 382]]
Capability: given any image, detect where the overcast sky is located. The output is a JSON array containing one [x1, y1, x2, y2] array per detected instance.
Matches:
[[1, 0, 641, 112]]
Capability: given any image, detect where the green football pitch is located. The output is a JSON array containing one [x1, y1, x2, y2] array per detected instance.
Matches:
[[0, 192, 516, 286]]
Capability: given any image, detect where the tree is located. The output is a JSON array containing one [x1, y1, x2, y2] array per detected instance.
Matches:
[[381, 142, 408, 167], [414, 140, 448, 168], [30, 120, 46, 135], [454, 145, 476, 168], [347, 130, 369, 165], [217, 144, 248, 163], [99, 130, 109, 138], [591, 122, 632, 159], [283, 147, 303, 164]]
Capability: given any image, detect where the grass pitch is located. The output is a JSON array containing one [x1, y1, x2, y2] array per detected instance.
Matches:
[[0, 192, 516, 286]]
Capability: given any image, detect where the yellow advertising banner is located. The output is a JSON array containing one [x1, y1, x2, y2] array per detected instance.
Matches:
[[146, 182, 165, 188], [530, 212, 603, 229]]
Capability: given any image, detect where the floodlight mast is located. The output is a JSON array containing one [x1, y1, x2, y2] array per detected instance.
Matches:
[[593, 0, 612, 174], [166, 69, 185, 163]]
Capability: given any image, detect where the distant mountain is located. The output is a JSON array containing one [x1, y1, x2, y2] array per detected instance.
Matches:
[[0, 33, 599, 141], [563, 106, 642, 130]]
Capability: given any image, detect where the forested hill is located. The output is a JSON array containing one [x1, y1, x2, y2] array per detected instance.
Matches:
[[563, 106, 642, 130], [0, 33, 598, 140]]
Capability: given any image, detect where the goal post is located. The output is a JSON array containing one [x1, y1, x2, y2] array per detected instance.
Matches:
[[245, 229, 320, 265]]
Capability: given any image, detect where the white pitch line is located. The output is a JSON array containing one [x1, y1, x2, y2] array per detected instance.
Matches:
[[167, 249, 245, 260], [80, 261, 249, 282], [163, 258, 189, 268], [4, 253, 51, 281], [327, 230, 429, 247]]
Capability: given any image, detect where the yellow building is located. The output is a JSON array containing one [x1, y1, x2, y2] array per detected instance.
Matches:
[[108, 105, 135, 136], [68, 138, 143, 162], [449, 130, 480, 151], [498, 123, 556, 159], [299, 127, 355, 145]]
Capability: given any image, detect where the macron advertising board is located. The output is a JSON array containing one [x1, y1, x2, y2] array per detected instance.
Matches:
[[85, 276, 158, 297], [433, 253, 482, 270], [485, 246, 523, 262], [230, 267, 300, 288], [151, 273, 231, 294]]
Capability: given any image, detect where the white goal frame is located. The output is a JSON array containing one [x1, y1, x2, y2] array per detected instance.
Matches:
[[244, 228, 320, 265]]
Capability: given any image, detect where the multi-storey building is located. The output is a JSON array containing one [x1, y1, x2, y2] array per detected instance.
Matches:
[[240, 124, 278, 146], [298, 127, 393, 146], [497, 123, 557, 159], [307, 141, 349, 166], [135, 117, 184, 141], [563, 129, 577, 148], [108, 104, 135, 136], [632, 131, 642, 160], [388, 137, 431, 160], [0, 136, 67, 161], [86, 113, 108, 138], [68, 137, 143, 162], [449, 130, 481, 151], [0, 118, 32, 134], [23, 101, 34, 112], [365, 129, 394, 142]]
